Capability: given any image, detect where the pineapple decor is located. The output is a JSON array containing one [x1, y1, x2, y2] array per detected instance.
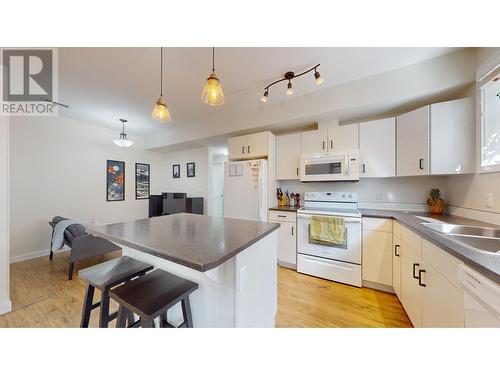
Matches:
[[427, 188, 445, 215]]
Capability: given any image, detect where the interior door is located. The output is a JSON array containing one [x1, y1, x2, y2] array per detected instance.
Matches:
[[397, 106, 429, 176], [211, 162, 224, 217], [359, 118, 396, 177], [301, 128, 328, 155]]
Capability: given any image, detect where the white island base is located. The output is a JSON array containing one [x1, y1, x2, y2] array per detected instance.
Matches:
[[121, 231, 277, 328]]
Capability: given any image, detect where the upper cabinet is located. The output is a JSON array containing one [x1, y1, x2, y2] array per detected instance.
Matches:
[[276, 133, 301, 180], [228, 131, 272, 160], [397, 106, 430, 176], [301, 123, 358, 155], [397, 98, 474, 177], [429, 98, 474, 175], [359, 118, 396, 178]]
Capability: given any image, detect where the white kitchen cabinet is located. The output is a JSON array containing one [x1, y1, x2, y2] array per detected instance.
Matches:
[[276, 133, 301, 180], [268, 210, 296, 268], [400, 234, 423, 327], [301, 124, 358, 155], [397, 106, 430, 176], [228, 131, 272, 161], [362, 219, 393, 287], [301, 128, 328, 155], [359, 118, 396, 178], [392, 221, 402, 299], [228, 136, 247, 160], [430, 97, 474, 175], [328, 123, 359, 152], [397, 98, 474, 176]]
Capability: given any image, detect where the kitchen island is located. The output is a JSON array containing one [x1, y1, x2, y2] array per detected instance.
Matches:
[[88, 213, 279, 327]]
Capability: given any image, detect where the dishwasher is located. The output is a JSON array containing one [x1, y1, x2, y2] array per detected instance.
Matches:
[[459, 264, 500, 327]]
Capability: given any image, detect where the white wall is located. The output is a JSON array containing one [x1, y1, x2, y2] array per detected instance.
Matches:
[[279, 176, 448, 211], [0, 116, 11, 314], [162, 146, 210, 214], [9, 115, 168, 261], [446, 48, 500, 219]]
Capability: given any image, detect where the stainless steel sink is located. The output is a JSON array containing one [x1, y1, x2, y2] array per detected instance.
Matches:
[[422, 222, 500, 240], [421, 222, 500, 254]]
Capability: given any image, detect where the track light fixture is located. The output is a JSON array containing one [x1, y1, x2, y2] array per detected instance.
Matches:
[[260, 63, 324, 103]]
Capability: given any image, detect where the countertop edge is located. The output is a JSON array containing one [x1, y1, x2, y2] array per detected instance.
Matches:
[[360, 210, 500, 283]]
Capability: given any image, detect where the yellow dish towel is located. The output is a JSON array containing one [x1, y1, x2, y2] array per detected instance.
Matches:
[[310, 215, 346, 245]]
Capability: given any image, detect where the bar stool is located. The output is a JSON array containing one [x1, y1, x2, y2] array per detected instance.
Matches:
[[78, 256, 153, 328], [110, 269, 199, 328]]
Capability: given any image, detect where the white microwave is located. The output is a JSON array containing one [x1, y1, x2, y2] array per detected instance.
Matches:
[[300, 151, 359, 182]]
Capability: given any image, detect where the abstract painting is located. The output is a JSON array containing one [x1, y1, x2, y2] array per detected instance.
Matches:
[[135, 163, 150, 199], [106, 160, 125, 201], [187, 162, 195, 177]]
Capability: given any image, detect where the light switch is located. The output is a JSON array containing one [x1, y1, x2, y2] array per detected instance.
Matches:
[[484, 193, 494, 208]]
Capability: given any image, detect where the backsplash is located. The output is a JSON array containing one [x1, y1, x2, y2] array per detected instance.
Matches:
[[278, 176, 448, 211]]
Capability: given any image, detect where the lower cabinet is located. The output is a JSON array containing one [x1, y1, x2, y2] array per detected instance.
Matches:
[[362, 218, 393, 288], [392, 222, 402, 299], [269, 210, 297, 268], [398, 225, 465, 328]]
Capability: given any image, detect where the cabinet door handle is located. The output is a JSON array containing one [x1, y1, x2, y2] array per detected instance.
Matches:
[[242, 146, 245, 154], [277, 215, 286, 218], [322, 141, 325, 150], [419, 158, 424, 170], [247, 145, 250, 154], [296, 167, 299, 176], [394, 244, 400, 257], [418, 269, 426, 287], [291, 226, 294, 236], [330, 140, 333, 149], [412, 263, 420, 279], [362, 163, 366, 174]]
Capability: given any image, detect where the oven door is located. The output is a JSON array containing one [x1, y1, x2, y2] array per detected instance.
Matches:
[[297, 213, 362, 264], [300, 154, 348, 182]]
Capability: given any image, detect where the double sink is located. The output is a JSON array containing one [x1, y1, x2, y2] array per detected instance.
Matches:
[[421, 222, 500, 254]]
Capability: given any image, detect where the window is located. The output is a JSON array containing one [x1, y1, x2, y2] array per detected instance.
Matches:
[[479, 68, 500, 171]]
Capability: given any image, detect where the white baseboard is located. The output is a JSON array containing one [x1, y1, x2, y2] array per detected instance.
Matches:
[[447, 205, 500, 226], [362, 280, 395, 294], [0, 299, 12, 315], [10, 247, 69, 264]]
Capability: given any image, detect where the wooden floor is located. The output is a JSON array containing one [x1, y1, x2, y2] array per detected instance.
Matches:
[[0, 252, 412, 328]]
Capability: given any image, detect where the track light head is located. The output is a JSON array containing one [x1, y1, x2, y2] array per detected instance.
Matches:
[[260, 89, 269, 103], [286, 81, 293, 96], [314, 70, 324, 86]]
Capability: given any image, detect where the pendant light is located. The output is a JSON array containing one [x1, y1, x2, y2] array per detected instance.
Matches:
[[113, 119, 134, 147], [151, 47, 172, 122], [201, 47, 225, 106]]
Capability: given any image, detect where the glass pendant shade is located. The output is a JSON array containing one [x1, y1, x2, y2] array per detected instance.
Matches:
[[113, 133, 133, 147], [201, 72, 225, 106], [151, 96, 171, 122]]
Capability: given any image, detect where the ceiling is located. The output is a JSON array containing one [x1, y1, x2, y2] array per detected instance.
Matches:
[[57, 47, 463, 140]]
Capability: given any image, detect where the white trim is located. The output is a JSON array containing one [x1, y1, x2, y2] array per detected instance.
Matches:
[[476, 50, 500, 82], [362, 280, 395, 294], [0, 299, 12, 315], [10, 247, 69, 264], [447, 205, 500, 226]]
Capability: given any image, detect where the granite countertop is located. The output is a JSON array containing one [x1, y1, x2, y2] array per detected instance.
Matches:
[[88, 213, 280, 272], [269, 206, 301, 212], [360, 209, 500, 283]]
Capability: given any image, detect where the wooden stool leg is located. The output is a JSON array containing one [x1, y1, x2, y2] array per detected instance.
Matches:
[[68, 262, 74, 280], [80, 285, 95, 328], [99, 289, 110, 328], [116, 306, 127, 328], [141, 318, 154, 328], [181, 297, 193, 328]]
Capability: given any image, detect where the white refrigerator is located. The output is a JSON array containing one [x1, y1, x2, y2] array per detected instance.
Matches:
[[224, 159, 268, 221]]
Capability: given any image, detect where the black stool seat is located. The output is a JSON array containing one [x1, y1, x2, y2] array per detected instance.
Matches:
[[110, 269, 198, 328], [78, 256, 153, 328]]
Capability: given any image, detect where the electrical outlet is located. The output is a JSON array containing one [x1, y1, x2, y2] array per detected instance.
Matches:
[[484, 193, 494, 208]]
